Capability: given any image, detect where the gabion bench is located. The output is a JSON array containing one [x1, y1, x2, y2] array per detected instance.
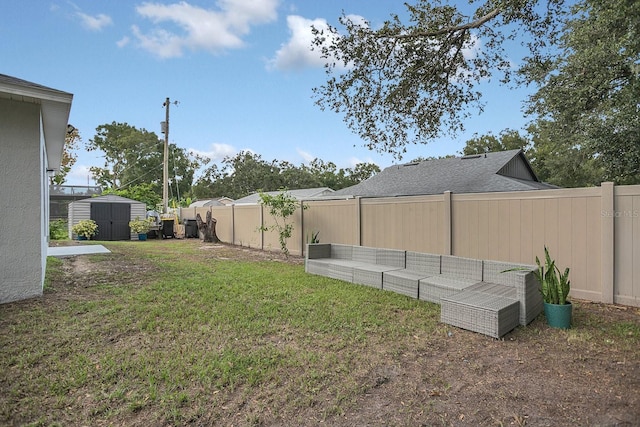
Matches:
[[305, 244, 542, 338]]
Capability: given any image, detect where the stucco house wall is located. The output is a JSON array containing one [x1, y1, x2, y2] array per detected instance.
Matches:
[[0, 99, 43, 302], [0, 75, 72, 304]]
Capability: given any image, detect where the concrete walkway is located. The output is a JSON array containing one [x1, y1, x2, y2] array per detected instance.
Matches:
[[48, 244, 111, 258]]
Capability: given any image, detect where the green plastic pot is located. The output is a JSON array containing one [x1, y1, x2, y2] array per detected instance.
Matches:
[[544, 301, 572, 329]]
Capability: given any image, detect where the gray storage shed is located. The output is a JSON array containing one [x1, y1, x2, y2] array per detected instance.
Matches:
[[68, 195, 146, 241]]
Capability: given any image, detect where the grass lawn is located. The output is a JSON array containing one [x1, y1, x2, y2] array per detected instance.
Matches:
[[1, 239, 639, 426]]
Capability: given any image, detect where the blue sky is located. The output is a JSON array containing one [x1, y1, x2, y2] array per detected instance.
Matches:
[[2, 1, 535, 186]]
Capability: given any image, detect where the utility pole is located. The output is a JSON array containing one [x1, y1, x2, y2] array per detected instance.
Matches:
[[161, 98, 178, 213]]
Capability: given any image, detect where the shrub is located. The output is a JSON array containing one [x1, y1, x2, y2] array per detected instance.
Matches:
[[49, 219, 68, 240], [71, 219, 98, 239], [129, 217, 154, 234]]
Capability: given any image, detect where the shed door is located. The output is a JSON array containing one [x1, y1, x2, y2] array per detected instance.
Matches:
[[91, 203, 131, 241]]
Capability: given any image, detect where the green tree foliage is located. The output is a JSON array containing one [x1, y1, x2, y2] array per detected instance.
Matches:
[[49, 219, 68, 240], [306, 159, 340, 189], [314, 0, 638, 185], [346, 162, 382, 184], [408, 154, 457, 163], [50, 125, 80, 185], [312, 0, 566, 158], [192, 151, 380, 199], [522, 0, 640, 184], [192, 152, 281, 200], [279, 161, 318, 190], [258, 189, 308, 258], [462, 129, 529, 155], [166, 145, 205, 203], [87, 122, 161, 189], [87, 122, 204, 201], [462, 126, 604, 187], [102, 183, 161, 211], [525, 121, 604, 187]]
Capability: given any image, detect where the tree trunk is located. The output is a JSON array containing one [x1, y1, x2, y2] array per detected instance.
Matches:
[[196, 211, 220, 243]]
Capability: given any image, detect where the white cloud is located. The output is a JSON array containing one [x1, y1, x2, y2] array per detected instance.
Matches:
[[190, 143, 237, 162], [76, 11, 113, 31], [267, 15, 328, 70], [219, 0, 278, 30], [343, 14, 368, 28], [461, 33, 481, 60], [64, 164, 95, 186], [268, 14, 365, 71], [131, 0, 279, 58], [296, 148, 315, 163], [131, 24, 186, 58], [116, 36, 130, 48]]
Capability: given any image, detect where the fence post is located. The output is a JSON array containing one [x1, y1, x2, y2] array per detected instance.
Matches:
[[444, 191, 452, 255], [601, 182, 614, 303], [300, 200, 305, 257], [231, 204, 235, 246], [356, 196, 362, 246], [260, 203, 264, 250]]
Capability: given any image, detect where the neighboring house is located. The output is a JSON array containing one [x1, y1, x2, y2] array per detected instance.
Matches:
[[0, 74, 73, 304], [233, 187, 335, 205], [189, 197, 234, 208], [332, 150, 556, 198], [50, 184, 102, 219]]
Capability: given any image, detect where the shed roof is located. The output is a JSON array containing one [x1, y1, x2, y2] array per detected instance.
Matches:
[[72, 195, 145, 204], [0, 74, 73, 172], [332, 150, 556, 198]]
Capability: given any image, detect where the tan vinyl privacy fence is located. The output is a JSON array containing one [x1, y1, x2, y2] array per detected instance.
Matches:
[[181, 182, 640, 307]]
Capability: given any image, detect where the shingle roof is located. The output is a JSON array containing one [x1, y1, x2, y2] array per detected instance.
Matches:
[[332, 150, 556, 198], [189, 198, 228, 207], [234, 187, 335, 204], [0, 73, 73, 102]]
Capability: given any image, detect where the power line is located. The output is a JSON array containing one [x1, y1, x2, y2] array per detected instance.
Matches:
[[115, 162, 163, 190]]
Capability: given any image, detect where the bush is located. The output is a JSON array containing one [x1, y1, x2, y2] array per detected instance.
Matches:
[[129, 217, 154, 234], [49, 219, 68, 240], [71, 219, 99, 239]]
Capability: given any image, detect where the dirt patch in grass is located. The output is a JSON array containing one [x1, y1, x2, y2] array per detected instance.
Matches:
[[2, 239, 639, 426], [45, 251, 159, 302]]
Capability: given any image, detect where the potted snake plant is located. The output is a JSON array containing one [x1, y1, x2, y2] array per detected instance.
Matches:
[[534, 246, 572, 329]]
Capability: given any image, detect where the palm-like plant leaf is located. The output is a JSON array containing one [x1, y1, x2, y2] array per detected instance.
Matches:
[[556, 265, 571, 305], [538, 246, 570, 305]]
